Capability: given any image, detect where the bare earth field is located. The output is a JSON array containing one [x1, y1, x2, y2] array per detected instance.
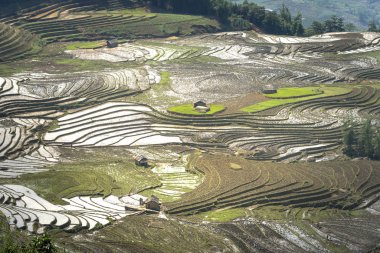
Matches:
[[1, 3, 380, 253]]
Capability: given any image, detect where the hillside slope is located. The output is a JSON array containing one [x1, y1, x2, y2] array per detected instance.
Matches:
[[0, 1, 220, 61], [231, 0, 380, 29]]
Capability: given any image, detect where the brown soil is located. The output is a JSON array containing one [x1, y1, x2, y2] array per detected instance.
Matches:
[[219, 92, 269, 115]]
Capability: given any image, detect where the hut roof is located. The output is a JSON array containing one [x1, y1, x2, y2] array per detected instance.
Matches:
[[194, 100, 207, 107], [107, 39, 118, 44], [147, 195, 159, 203], [134, 155, 147, 162], [264, 84, 275, 90]]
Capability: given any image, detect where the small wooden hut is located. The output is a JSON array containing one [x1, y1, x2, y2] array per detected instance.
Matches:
[[262, 84, 277, 94], [134, 155, 148, 167], [193, 100, 207, 108], [145, 195, 160, 211], [106, 39, 118, 48], [193, 100, 210, 113]]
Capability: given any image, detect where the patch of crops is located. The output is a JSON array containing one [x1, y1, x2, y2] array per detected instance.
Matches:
[[241, 86, 352, 113], [0, 23, 40, 62], [265, 87, 323, 99], [168, 104, 225, 116], [166, 153, 380, 215]]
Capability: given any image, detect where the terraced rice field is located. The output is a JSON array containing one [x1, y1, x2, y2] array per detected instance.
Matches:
[[166, 153, 380, 215], [0, 22, 40, 62], [0, 1, 219, 62], [67, 32, 380, 89], [142, 156, 203, 202], [0, 184, 146, 233], [38, 85, 380, 162], [1, 2, 380, 252], [0, 67, 160, 118]]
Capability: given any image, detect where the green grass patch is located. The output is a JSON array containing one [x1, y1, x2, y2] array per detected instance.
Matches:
[[84, 13, 220, 38], [105, 7, 152, 16], [0, 64, 26, 77], [65, 41, 104, 50], [1, 150, 161, 205], [168, 104, 225, 116], [265, 87, 323, 99], [352, 48, 380, 63], [241, 86, 352, 113], [197, 208, 247, 222], [159, 71, 171, 87], [55, 58, 111, 69], [127, 71, 178, 106], [53, 57, 139, 71], [245, 206, 366, 222]]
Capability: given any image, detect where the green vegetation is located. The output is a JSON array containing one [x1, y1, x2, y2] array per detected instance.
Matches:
[[241, 86, 352, 113], [0, 64, 29, 77], [102, 7, 155, 16], [246, 206, 365, 222], [197, 208, 247, 222], [167, 153, 380, 215], [129, 71, 178, 106], [196, 205, 366, 223], [368, 19, 380, 32], [0, 218, 58, 253], [1, 149, 161, 204], [81, 12, 219, 38], [343, 118, 380, 160], [65, 41, 104, 50], [149, 0, 305, 35], [0, 22, 42, 62], [53, 58, 139, 72], [168, 104, 225, 116], [241, 99, 300, 112], [232, 0, 376, 30], [357, 50, 380, 63], [265, 87, 323, 99], [159, 71, 171, 87], [54, 215, 235, 252], [306, 15, 348, 36]]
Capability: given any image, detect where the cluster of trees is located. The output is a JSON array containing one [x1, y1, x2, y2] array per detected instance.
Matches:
[[1, 232, 57, 253], [342, 119, 380, 160], [147, 0, 305, 36], [305, 15, 355, 36], [368, 20, 380, 32]]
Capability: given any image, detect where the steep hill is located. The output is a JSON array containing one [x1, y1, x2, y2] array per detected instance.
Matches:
[[231, 0, 380, 29]]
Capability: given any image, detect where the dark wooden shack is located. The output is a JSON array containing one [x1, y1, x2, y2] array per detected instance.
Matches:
[[145, 195, 160, 211], [134, 155, 148, 167], [193, 100, 207, 108], [106, 39, 118, 48], [262, 84, 277, 94]]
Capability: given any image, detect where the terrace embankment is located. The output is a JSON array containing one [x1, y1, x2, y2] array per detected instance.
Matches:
[[40, 85, 380, 162], [166, 153, 380, 215]]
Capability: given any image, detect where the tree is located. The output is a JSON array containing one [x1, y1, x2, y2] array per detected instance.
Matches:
[[309, 21, 325, 35], [344, 23, 356, 32], [292, 12, 304, 36], [278, 4, 293, 35], [148, 0, 305, 36], [343, 121, 356, 157], [358, 119, 373, 158], [262, 11, 282, 34], [229, 15, 251, 30], [374, 130, 380, 160], [212, 0, 231, 23], [368, 19, 379, 32], [26, 234, 57, 253], [280, 4, 292, 24], [324, 15, 345, 33]]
